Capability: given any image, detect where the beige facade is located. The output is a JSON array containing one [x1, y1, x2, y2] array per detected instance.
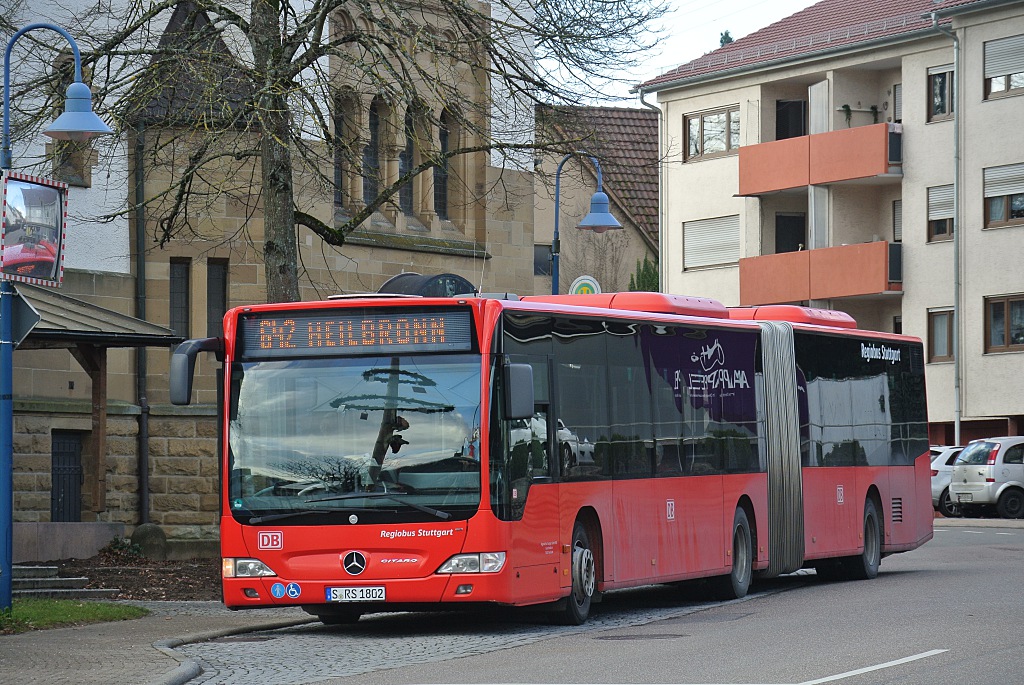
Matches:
[[644, 1, 1024, 444], [533, 153, 657, 295]]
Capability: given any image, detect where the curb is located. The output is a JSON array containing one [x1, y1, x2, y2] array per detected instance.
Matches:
[[932, 516, 1024, 529], [148, 618, 316, 685]]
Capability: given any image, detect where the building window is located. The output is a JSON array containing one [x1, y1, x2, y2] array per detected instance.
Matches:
[[927, 66, 954, 122], [169, 258, 191, 338], [985, 295, 1024, 352], [927, 185, 954, 242], [534, 244, 551, 276], [986, 193, 1024, 227], [685, 106, 739, 160], [983, 162, 1024, 228], [206, 259, 228, 337], [362, 99, 383, 206], [893, 316, 902, 335], [984, 34, 1024, 100], [928, 310, 953, 362], [399, 109, 415, 216], [434, 110, 450, 221], [683, 215, 740, 269], [893, 83, 902, 123], [893, 199, 902, 242]]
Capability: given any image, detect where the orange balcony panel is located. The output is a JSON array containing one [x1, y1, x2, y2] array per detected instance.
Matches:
[[739, 251, 810, 305], [738, 136, 810, 196], [808, 241, 892, 299], [809, 124, 892, 185]]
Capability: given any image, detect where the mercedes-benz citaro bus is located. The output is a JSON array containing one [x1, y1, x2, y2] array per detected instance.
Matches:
[[170, 291, 933, 625]]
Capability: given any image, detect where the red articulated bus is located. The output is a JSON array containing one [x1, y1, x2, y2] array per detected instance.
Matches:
[[170, 291, 932, 625]]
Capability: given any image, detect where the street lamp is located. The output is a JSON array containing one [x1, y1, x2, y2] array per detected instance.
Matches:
[[1, 23, 112, 613], [551, 151, 621, 295]]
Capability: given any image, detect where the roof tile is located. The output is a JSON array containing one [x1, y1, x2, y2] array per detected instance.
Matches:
[[641, 0, 987, 90]]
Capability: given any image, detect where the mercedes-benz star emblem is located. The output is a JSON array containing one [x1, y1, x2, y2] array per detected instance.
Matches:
[[343, 551, 367, 576]]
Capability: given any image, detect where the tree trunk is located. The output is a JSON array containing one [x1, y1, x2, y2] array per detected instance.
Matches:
[[252, 0, 299, 303], [261, 103, 300, 303]]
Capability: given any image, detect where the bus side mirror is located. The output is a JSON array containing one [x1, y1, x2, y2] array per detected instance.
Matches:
[[503, 363, 534, 420], [170, 337, 224, 405]]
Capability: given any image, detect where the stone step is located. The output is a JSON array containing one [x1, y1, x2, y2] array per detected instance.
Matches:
[[12, 565, 59, 579], [13, 576, 90, 591], [13, 587, 122, 600]]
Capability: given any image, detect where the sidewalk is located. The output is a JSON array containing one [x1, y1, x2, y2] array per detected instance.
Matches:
[[933, 514, 1024, 528], [0, 601, 312, 685]]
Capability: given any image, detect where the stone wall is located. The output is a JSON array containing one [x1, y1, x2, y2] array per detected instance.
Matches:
[[12, 401, 221, 544]]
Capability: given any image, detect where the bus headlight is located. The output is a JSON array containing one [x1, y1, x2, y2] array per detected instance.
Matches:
[[223, 558, 277, 578], [436, 552, 506, 574]]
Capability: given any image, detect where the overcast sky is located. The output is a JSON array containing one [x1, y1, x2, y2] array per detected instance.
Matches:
[[617, 0, 819, 100]]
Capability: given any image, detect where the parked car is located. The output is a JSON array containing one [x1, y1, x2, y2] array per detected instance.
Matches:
[[949, 437, 1024, 519], [930, 445, 965, 517]]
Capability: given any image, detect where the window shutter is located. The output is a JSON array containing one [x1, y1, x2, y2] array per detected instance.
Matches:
[[984, 34, 1024, 78], [893, 83, 902, 122], [893, 199, 902, 242], [984, 162, 1024, 198], [927, 185, 954, 221], [927, 64, 954, 75], [683, 215, 740, 269]]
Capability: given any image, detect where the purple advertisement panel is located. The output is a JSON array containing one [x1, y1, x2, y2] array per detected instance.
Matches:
[[641, 324, 759, 428]]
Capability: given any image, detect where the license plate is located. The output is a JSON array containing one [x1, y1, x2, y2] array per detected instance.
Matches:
[[326, 586, 386, 602], [957, 493, 973, 502]]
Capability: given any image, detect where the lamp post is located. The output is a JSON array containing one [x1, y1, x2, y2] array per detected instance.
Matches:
[[1, 23, 112, 613], [551, 151, 622, 295]]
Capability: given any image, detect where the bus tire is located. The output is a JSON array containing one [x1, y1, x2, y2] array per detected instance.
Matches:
[[558, 520, 596, 625], [710, 507, 753, 600], [848, 498, 881, 580]]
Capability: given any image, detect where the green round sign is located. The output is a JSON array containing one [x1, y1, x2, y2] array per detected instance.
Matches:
[[569, 275, 601, 295]]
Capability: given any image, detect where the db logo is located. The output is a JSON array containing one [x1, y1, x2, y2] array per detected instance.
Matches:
[[258, 531, 284, 550]]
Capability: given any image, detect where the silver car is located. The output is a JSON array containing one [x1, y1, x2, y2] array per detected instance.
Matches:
[[949, 437, 1024, 518], [930, 445, 964, 518]]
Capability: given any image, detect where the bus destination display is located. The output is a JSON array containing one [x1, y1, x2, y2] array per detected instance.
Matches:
[[238, 309, 473, 358]]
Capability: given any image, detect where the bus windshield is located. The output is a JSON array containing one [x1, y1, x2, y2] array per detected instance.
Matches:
[[226, 354, 482, 523]]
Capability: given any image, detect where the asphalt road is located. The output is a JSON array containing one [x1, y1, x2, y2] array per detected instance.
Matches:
[[182, 520, 1024, 685]]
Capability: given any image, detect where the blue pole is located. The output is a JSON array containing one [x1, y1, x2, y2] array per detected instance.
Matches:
[[0, 281, 12, 612], [1, 22, 88, 614], [551, 152, 603, 295]]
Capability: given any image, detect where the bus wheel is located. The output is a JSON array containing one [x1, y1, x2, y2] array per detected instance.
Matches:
[[710, 507, 752, 600], [558, 520, 596, 625], [849, 498, 881, 580]]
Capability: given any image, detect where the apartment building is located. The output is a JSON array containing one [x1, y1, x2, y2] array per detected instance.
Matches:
[[639, 0, 1024, 444]]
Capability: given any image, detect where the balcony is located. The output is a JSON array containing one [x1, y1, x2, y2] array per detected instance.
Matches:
[[739, 123, 902, 196], [739, 242, 902, 305]]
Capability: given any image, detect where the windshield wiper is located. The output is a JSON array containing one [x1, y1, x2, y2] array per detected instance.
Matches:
[[307, 492, 452, 520], [248, 508, 350, 525]]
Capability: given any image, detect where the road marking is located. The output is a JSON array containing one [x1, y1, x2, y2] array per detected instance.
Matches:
[[797, 649, 948, 684], [484, 649, 951, 685]]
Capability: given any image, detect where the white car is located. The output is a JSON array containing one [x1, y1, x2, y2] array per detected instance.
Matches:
[[930, 445, 964, 518], [950, 437, 1024, 518]]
